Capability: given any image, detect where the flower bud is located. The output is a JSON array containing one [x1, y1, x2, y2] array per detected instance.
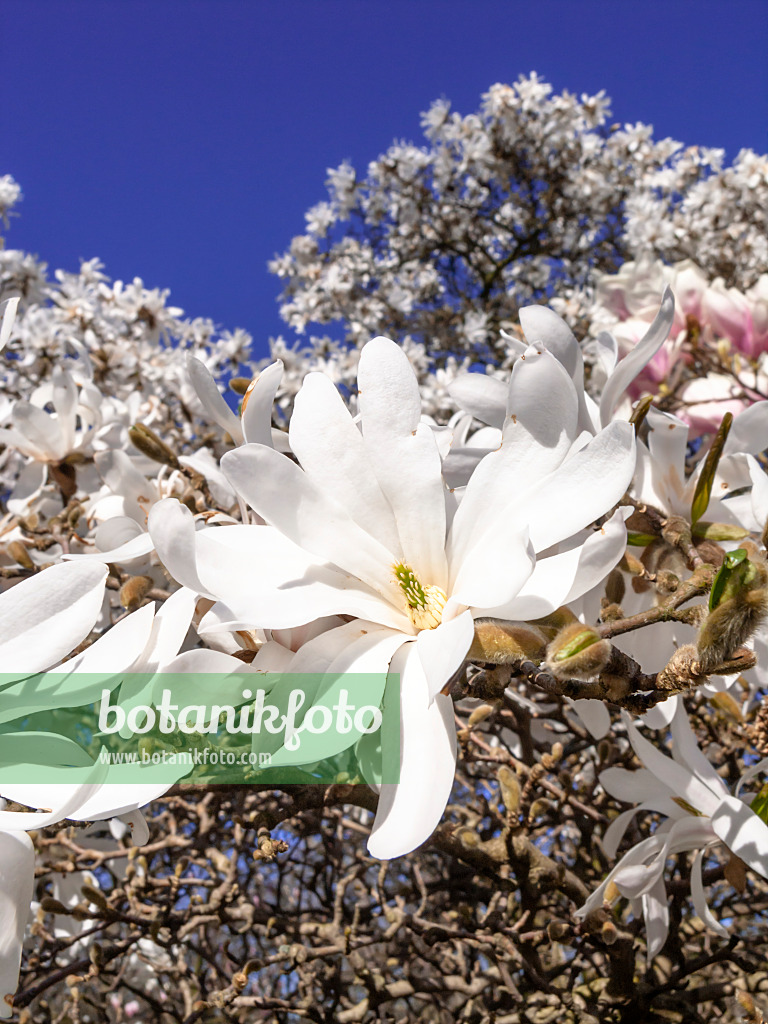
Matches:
[[40, 897, 71, 915], [601, 920, 619, 945], [119, 574, 154, 610], [700, 589, 768, 673], [497, 765, 521, 817], [467, 703, 496, 727], [547, 921, 570, 941], [467, 619, 547, 664], [456, 827, 480, 848], [6, 540, 34, 570], [604, 568, 625, 605], [229, 377, 252, 395], [129, 424, 180, 468], [528, 798, 552, 822], [545, 623, 611, 681]]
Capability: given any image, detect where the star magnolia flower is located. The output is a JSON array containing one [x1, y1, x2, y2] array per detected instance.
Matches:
[[150, 335, 636, 859], [445, 288, 673, 485], [576, 702, 768, 957]]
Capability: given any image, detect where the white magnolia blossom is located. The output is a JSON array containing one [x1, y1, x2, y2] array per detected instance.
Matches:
[[577, 702, 768, 957], [148, 333, 636, 858]]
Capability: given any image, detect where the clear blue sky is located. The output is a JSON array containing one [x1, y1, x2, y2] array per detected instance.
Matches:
[[3, 0, 767, 360]]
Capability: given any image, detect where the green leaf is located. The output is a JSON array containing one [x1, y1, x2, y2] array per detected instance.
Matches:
[[692, 520, 750, 541], [709, 548, 747, 611], [690, 412, 733, 526], [750, 783, 768, 825], [627, 532, 657, 547]]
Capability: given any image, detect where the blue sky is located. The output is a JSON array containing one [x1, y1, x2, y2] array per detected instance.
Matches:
[[3, 0, 767, 360]]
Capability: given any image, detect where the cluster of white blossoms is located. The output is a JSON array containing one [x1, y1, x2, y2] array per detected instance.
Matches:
[[1, 122, 768, 1009], [266, 75, 767, 387]]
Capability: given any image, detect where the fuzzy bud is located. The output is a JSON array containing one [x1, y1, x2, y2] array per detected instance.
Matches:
[[545, 623, 611, 681], [528, 798, 552, 822], [497, 765, 521, 817], [129, 424, 180, 469], [547, 921, 570, 941], [467, 703, 497, 727], [604, 568, 625, 605], [119, 574, 154, 610], [40, 897, 71, 915], [229, 377, 252, 396], [698, 548, 768, 672], [6, 540, 34, 570], [468, 619, 547, 664], [601, 920, 619, 945]]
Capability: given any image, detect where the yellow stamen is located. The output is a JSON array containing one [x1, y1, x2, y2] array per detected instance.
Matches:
[[393, 563, 446, 630]]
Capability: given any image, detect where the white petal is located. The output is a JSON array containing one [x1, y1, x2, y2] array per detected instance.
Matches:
[[518, 305, 593, 431], [68, 529, 154, 563], [519, 304, 582, 382], [148, 498, 211, 596], [447, 372, 507, 429], [6, 460, 47, 515], [600, 287, 674, 427], [642, 872, 670, 958], [416, 609, 475, 703], [640, 693, 681, 730], [490, 510, 628, 620], [289, 371, 400, 552], [562, 508, 632, 604], [241, 360, 283, 446], [197, 521, 411, 632], [736, 755, 768, 799], [710, 795, 768, 880], [600, 767, 674, 805], [602, 806, 643, 859], [131, 586, 196, 673], [0, 602, 157, 725], [221, 445, 397, 598], [0, 296, 19, 353], [0, 561, 107, 676], [519, 421, 635, 552], [623, 712, 720, 816], [670, 701, 727, 796], [13, 401, 66, 460], [570, 699, 611, 739], [449, 527, 535, 612], [748, 455, 768, 526], [368, 643, 457, 859], [0, 830, 34, 1018], [594, 331, 619, 378], [0, 764, 109, 830], [724, 401, 768, 456], [186, 354, 243, 442], [358, 339, 447, 586], [72, 782, 171, 821], [119, 809, 150, 846], [449, 346, 578, 569], [690, 848, 729, 937]]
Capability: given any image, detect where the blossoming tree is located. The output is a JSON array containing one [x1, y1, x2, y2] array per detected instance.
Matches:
[[2, 74, 768, 1024]]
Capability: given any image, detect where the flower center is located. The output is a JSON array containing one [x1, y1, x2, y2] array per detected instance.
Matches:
[[393, 563, 446, 630]]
